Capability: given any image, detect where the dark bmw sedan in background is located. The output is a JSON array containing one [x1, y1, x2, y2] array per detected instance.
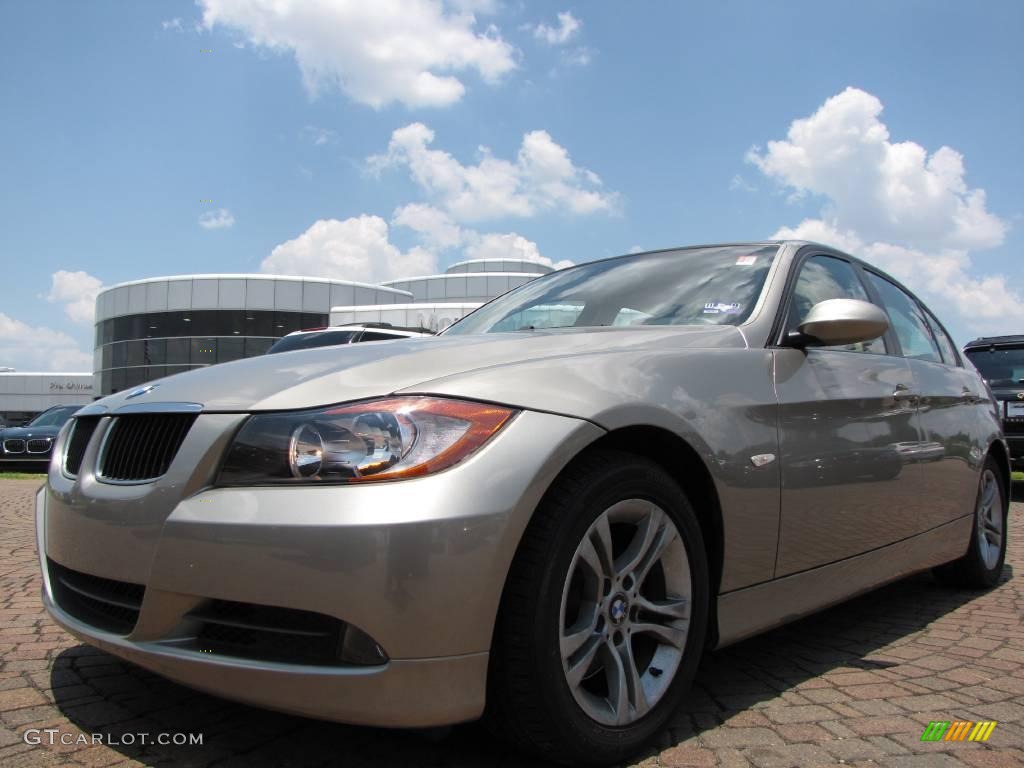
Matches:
[[964, 335, 1024, 471], [1, 405, 84, 469]]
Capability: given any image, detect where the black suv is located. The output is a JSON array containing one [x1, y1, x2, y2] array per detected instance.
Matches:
[[964, 335, 1024, 471]]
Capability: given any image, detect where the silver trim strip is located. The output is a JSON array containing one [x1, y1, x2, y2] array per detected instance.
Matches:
[[112, 402, 203, 415]]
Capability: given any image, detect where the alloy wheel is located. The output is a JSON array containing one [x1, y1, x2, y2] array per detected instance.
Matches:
[[558, 499, 691, 726], [976, 468, 1003, 571]]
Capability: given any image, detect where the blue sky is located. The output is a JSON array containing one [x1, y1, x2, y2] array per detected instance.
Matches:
[[1, 0, 1022, 370]]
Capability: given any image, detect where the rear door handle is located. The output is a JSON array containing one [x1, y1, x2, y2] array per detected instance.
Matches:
[[961, 388, 978, 403], [893, 384, 919, 403]]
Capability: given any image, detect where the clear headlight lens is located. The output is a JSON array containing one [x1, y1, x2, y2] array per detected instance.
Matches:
[[217, 397, 517, 485]]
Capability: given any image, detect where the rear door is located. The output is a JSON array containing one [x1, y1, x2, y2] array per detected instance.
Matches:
[[862, 272, 978, 531], [774, 253, 927, 576]]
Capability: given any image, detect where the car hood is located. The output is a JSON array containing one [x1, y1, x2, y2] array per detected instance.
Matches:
[[1, 425, 62, 439], [91, 325, 745, 412]]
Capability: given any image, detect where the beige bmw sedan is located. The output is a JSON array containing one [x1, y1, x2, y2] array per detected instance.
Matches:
[[37, 242, 1009, 765]]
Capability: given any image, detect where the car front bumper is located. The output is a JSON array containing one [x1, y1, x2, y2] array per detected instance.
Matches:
[[37, 409, 603, 726]]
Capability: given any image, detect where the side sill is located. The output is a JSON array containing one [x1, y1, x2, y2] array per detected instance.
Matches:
[[714, 515, 972, 648]]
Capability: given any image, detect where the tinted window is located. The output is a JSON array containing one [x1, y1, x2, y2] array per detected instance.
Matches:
[[218, 337, 245, 363], [446, 245, 779, 334], [865, 273, 942, 363], [28, 406, 79, 428], [965, 346, 1024, 385], [191, 337, 217, 366], [787, 255, 885, 354], [166, 338, 190, 364], [358, 331, 405, 342], [266, 330, 358, 354], [98, 310, 329, 341], [922, 311, 959, 366]]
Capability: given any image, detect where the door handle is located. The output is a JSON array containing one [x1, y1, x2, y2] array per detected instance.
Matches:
[[961, 388, 978, 403], [893, 384, 919, 403]]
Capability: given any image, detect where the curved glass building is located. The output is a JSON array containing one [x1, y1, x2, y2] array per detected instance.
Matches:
[[380, 259, 553, 303], [93, 274, 411, 396], [92, 260, 555, 397]]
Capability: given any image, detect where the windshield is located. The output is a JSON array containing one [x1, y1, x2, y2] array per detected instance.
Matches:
[[965, 346, 1024, 386], [444, 245, 779, 335], [266, 330, 358, 354], [28, 406, 79, 428]]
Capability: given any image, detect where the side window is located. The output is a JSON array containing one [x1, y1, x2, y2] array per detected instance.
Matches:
[[864, 273, 942, 363], [786, 255, 886, 354], [922, 310, 959, 366], [358, 331, 402, 342]]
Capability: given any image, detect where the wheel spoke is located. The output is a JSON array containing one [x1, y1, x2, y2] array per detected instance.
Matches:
[[634, 594, 689, 621], [616, 639, 648, 721], [591, 513, 615, 581], [614, 504, 663, 578], [632, 621, 687, 649], [561, 601, 599, 658], [604, 640, 630, 724], [565, 634, 603, 689], [981, 477, 997, 510], [577, 536, 608, 582], [636, 524, 679, 585]]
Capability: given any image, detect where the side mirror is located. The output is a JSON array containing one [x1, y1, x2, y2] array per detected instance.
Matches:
[[788, 298, 889, 347]]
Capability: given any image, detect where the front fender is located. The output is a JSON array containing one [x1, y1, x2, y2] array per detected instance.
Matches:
[[401, 347, 781, 591]]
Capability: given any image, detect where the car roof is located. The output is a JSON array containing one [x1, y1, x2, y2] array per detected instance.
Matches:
[[963, 335, 1024, 350]]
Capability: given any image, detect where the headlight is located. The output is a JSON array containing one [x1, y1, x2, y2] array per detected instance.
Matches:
[[217, 397, 517, 485]]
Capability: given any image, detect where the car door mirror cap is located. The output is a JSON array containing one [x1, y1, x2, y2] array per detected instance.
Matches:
[[791, 299, 890, 348]]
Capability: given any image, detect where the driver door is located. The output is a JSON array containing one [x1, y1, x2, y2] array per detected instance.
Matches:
[[773, 254, 926, 576]]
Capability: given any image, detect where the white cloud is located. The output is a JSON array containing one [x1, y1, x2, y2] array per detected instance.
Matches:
[[46, 270, 103, 325], [389, 203, 572, 270], [749, 87, 1006, 251], [729, 174, 756, 193], [261, 215, 437, 284], [533, 11, 580, 45], [464, 232, 572, 270], [301, 125, 337, 146], [198, 0, 516, 109], [0, 313, 92, 372], [393, 203, 466, 249], [750, 87, 1020, 333], [369, 122, 618, 221], [560, 46, 592, 67], [161, 18, 183, 32], [198, 208, 235, 230]]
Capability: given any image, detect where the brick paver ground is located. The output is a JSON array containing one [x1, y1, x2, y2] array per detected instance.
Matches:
[[1, 477, 1021, 767]]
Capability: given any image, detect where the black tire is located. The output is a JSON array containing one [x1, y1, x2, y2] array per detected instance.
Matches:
[[933, 456, 1008, 589], [485, 450, 709, 766]]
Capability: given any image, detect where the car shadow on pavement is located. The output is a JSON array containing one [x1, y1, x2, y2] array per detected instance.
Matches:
[[49, 565, 1013, 768]]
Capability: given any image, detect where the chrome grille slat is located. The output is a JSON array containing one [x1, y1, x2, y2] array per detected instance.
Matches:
[[98, 413, 196, 482], [64, 416, 100, 476]]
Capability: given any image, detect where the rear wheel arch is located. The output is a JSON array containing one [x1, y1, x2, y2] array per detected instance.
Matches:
[[987, 439, 1011, 507]]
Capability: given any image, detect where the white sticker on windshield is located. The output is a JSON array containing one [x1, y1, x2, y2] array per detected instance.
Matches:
[[735, 255, 757, 266], [703, 302, 742, 315]]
